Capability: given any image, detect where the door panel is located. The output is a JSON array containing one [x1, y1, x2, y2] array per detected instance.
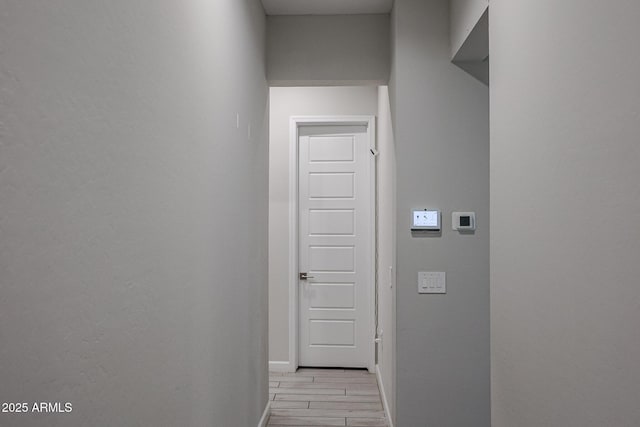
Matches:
[[309, 320, 355, 346], [309, 136, 355, 162], [298, 124, 372, 369], [308, 209, 355, 236], [308, 283, 355, 309], [308, 173, 355, 198], [308, 246, 355, 272]]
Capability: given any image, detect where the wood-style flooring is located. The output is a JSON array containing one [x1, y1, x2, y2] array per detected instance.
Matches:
[[268, 368, 388, 426]]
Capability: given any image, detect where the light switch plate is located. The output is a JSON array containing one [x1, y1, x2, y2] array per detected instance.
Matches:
[[418, 271, 446, 294], [452, 211, 476, 231]]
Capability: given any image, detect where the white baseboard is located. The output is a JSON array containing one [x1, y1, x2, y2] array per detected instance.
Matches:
[[269, 360, 295, 373], [376, 365, 394, 427], [258, 401, 270, 427]]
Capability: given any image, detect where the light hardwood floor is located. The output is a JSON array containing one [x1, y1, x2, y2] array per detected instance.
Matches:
[[268, 368, 388, 427]]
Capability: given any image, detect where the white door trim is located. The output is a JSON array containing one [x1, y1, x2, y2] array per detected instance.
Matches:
[[288, 115, 376, 372]]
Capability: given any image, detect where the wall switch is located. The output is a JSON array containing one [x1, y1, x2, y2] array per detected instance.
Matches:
[[418, 271, 446, 294]]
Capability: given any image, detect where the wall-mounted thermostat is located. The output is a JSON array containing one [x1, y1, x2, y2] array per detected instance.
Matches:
[[452, 212, 476, 231], [411, 209, 441, 231]]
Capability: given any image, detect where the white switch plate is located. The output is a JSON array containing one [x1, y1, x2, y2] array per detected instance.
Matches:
[[452, 211, 476, 231], [418, 271, 446, 294]]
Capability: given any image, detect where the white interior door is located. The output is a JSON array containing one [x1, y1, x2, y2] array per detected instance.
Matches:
[[298, 123, 373, 370]]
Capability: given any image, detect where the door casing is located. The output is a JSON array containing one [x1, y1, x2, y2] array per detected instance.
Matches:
[[286, 115, 376, 373]]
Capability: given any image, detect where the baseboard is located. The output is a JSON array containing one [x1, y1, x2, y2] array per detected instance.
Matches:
[[376, 365, 394, 427], [258, 401, 270, 427], [269, 360, 295, 373]]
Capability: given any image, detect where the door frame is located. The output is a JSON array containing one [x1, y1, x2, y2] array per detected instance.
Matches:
[[287, 115, 376, 372]]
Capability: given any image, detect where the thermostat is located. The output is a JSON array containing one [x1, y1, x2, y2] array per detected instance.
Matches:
[[411, 209, 441, 231], [452, 212, 476, 231]]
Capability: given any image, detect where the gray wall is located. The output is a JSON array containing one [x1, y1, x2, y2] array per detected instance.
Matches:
[[376, 86, 397, 422], [490, 1, 640, 426], [450, 0, 489, 85], [0, 1, 268, 426], [390, 0, 490, 425], [269, 86, 378, 364], [450, 0, 488, 58], [267, 14, 390, 86]]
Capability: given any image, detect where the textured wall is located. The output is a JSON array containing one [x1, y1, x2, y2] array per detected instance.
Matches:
[[267, 14, 390, 86], [0, 1, 268, 426], [390, 0, 490, 425], [490, 1, 640, 426]]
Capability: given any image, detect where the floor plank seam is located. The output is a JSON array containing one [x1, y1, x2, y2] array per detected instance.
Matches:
[[267, 368, 388, 426]]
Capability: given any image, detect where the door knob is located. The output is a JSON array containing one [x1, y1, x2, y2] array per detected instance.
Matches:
[[299, 272, 314, 280]]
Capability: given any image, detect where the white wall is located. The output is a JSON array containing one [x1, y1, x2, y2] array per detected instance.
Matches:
[[269, 87, 378, 364], [490, 1, 640, 426], [267, 14, 390, 86], [450, 0, 488, 58], [390, 0, 490, 425], [0, 1, 268, 426], [376, 86, 397, 423]]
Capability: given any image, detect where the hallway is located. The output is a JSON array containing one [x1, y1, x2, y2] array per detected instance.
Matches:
[[268, 368, 387, 426], [2, 1, 639, 426]]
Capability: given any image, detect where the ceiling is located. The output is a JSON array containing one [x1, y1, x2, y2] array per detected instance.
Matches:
[[261, 0, 393, 15]]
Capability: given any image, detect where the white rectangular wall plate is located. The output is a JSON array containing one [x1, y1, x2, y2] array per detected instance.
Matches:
[[411, 209, 441, 231], [418, 271, 446, 294], [452, 212, 476, 231]]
